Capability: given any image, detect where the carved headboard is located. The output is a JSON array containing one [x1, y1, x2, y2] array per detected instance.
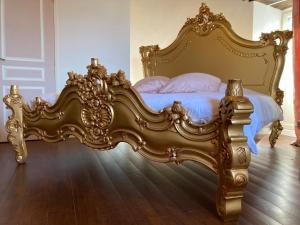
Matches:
[[139, 3, 292, 102]]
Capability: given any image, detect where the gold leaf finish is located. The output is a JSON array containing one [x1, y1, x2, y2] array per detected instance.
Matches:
[[3, 60, 253, 222], [184, 3, 230, 34], [5, 3, 291, 222], [269, 120, 283, 148], [217, 80, 253, 222], [3, 85, 27, 163]]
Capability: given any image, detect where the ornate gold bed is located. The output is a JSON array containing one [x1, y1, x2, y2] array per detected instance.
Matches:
[[3, 3, 292, 222]]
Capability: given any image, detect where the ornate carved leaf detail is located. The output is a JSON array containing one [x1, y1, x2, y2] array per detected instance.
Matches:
[[260, 30, 293, 56], [269, 120, 283, 148], [163, 101, 190, 124], [275, 88, 284, 106], [224, 79, 243, 97], [81, 104, 112, 138], [220, 140, 231, 165], [6, 117, 21, 144], [167, 147, 182, 164], [140, 45, 160, 63], [3, 95, 22, 105], [3, 87, 28, 163], [184, 3, 230, 34], [234, 174, 248, 187], [107, 70, 131, 88], [27, 97, 64, 120], [67, 61, 131, 105], [217, 37, 267, 63], [66, 59, 133, 146], [81, 105, 112, 145], [219, 98, 234, 120], [260, 31, 293, 45], [135, 117, 148, 130]]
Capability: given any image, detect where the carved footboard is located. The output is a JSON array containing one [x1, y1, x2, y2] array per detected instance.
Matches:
[[3, 58, 253, 222]]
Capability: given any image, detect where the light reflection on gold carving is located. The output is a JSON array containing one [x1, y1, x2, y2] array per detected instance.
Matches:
[[3, 85, 27, 164]]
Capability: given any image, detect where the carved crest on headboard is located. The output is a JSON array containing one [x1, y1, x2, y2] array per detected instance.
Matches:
[[260, 30, 293, 56], [183, 3, 231, 33]]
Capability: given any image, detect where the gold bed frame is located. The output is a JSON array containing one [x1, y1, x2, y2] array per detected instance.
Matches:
[[3, 4, 291, 222]]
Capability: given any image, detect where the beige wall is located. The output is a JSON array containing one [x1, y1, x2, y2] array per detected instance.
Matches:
[[253, 3, 294, 136], [130, 0, 254, 83], [55, 0, 130, 91], [280, 8, 294, 136], [252, 1, 282, 40]]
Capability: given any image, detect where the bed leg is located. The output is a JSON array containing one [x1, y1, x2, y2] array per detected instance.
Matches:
[[3, 85, 28, 164], [217, 79, 253, 222], [269, 120, 282, 148]]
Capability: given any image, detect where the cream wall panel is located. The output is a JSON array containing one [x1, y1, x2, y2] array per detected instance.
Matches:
[[1, 0, 44, 62], [55, 0, 130, 91], [2, 66, 45, 81], [0, 0, 55, 142]]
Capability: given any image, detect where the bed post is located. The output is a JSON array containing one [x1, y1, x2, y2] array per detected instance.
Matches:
[[269, 89, 284, 147], [217, 79, 253, 222], [3, 85, 27, 164]]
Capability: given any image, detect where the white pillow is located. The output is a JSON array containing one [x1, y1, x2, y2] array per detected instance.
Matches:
[[134, 76, 170, 93], [159, 73, 221, 93]]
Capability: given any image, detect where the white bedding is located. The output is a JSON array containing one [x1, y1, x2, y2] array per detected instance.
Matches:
[[30, 86, 282, 154], [140, 87, 282, 154]]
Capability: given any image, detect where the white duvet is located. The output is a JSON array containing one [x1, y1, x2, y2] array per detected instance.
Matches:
[[140, 87, 282, 154], [30, 86, 282, 154]]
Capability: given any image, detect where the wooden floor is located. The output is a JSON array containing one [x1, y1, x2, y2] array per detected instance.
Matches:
[[0, 136, 299, 225]]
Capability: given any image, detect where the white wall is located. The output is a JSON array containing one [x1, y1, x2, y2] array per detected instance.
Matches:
[[55, 0, 130, 91], [252, 2, 294, 136], [280, 9, 294, 136], [252, 1, 282, 40], [130, 0, 254, 83]]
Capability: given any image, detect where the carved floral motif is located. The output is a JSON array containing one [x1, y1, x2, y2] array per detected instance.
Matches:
[[275, 88, 284, 106], [81, 104, 112, 139], [260, 31, 293, 56], [163, 101, 190, 124], [234, 174, 248, 187], [65, 59, 132, 146], [269, 120, 283, 148], [167, 147, 182, 164], [3, 86, 27, 164], [184, 3, 230, 33]]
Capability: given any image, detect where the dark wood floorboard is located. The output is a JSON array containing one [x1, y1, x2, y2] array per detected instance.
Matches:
[[0, 135, 299, 225]]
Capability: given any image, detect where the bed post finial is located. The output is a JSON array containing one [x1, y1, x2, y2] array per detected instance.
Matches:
[[91, 58, 99, 67], [199, 2, 207, 12], [3, 85, 27, 164], [217, 79, 253, 222], [225, 79, 243, 97], [10, 85, 20, 95]]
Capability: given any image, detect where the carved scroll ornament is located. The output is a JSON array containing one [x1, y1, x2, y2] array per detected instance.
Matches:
[[184, 3, 231, 34], [3, 86, 28, 163]]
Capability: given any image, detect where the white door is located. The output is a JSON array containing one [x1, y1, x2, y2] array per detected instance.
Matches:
[[0, 0, 55, 142]]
